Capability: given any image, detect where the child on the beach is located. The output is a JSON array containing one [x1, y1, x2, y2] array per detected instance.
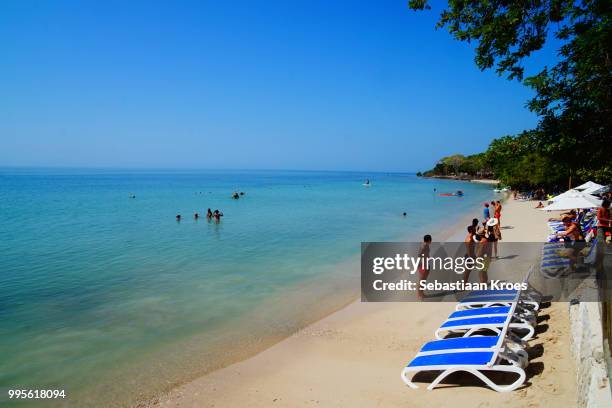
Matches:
[[483, 203, 490, 221]]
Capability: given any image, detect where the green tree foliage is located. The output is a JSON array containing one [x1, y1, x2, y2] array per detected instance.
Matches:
[[485, 131, 564, 188], [422, 152, 492, 178], [410, 0, 612, 188]]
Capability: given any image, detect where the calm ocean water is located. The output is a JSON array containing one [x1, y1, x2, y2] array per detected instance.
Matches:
[[0, 169, 494, 407]]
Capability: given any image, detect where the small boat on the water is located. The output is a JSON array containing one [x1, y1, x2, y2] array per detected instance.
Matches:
[[439, 190, 464, 197]]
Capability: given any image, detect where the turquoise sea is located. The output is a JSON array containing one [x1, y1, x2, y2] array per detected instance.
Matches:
[[0, 169, 495, 407]]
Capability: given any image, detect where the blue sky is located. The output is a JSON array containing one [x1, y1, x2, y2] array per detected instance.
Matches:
[[0, 1, 559, 172]]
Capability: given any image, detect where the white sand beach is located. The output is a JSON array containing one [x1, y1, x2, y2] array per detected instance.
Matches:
[[471, 179, 501, 185], [152, 199, 577, 408]]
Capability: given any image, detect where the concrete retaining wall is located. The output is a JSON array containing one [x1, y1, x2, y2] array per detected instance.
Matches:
[[569, 300, 612, 408]]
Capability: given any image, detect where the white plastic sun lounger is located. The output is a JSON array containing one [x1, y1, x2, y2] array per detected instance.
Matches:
[[461, 268, 540, 309], [401, 302, 527, 392], [434, 305, 535, 341], [458, 268, 538, 309], [457, 292, 539, 312], [445, 304, 536, 323]]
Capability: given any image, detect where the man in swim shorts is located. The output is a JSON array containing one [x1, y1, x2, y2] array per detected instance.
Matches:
[[416, 234, 432, 301]]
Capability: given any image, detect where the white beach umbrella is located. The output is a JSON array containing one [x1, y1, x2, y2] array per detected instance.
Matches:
[[549, 189, 581, 202], [574, 181, 604, 194], [592, 185, 610, 195], [541, 193, 602, 211], [582, 185, 606, 195]]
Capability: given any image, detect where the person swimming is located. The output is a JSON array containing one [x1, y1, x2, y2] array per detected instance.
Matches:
[[176, 214, 181, 221], [232, 192, 239, 199], [194, 212, 199, 220]]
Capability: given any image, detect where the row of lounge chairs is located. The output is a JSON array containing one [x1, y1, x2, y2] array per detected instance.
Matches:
[[543, 209, 598, 276], [546, 209, 595, 242], [541, 239, 598, 277], [401, 271, 540, 392]]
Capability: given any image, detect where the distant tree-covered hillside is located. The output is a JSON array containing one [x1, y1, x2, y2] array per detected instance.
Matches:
[[411, 0, 612, 190]]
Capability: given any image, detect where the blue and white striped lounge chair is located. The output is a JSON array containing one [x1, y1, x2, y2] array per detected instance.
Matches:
[[540, 239, 597, 277], [542, 243, 565, 251], [401, 303, 527, 392], [434, 305, 535, 340], [541, 239, 597, 263], [456, 291, 539, 312], [541, 258, 570, 268], [464, 269, 540, 307], [550, 218, 594, 233]]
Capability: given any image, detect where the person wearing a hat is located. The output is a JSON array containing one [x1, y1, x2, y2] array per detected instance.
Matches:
[[486, 218, 499, 258]]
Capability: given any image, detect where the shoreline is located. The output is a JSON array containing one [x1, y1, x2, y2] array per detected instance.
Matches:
[[3, 172, 498, 408], [470, 178, 501, 185], [131, 188, 494, 407], [143, 202, 482, 406], [421, 175, 500, 185], [151, 197, 576, 407]]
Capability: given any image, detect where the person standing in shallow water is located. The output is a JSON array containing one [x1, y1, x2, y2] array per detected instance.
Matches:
[[213, 210, 224, 222]]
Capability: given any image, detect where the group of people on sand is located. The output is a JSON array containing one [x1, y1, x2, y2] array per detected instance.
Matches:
[[177, 208, 224, 222], [514, 188, 548, 201], [478, 201, 503, 254], [462, 202, 503, 283], [415, 200, 504, 301]]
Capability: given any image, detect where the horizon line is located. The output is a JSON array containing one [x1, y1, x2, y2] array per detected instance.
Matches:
[[0, 165, 422, 175]]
